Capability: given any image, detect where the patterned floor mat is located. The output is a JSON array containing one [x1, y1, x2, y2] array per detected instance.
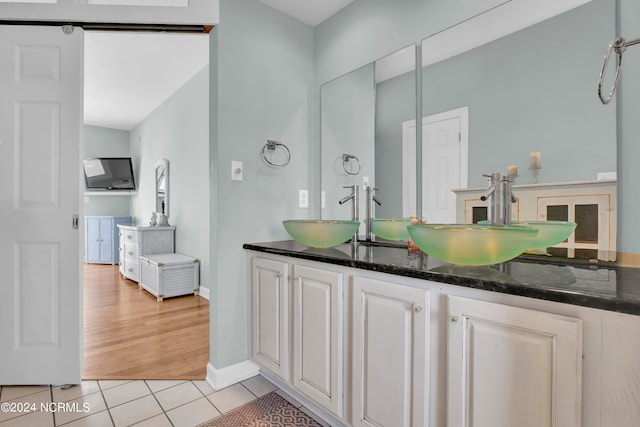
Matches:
[[200, 391, 324, 427]]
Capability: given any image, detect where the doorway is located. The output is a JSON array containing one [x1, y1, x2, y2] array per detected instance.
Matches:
[[82, 30, 210, 380]]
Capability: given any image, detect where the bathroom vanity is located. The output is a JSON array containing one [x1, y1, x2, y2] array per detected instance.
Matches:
[[245, 240, 640, 427]]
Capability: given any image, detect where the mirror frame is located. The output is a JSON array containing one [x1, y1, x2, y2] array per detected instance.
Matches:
[[155, 159, 169, 218]]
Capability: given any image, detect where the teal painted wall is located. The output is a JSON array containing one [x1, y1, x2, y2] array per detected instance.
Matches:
[[618, 0, 640, 254], [375, 71, 415, 218], [210, 0, 314, 368], [130, 65, 210, 292], [421, 0, 616, 187]]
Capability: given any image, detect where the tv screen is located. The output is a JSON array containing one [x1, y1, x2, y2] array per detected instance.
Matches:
[[83, 158, 136, 190]]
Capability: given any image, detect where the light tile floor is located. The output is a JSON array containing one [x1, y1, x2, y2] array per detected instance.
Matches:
[[0, 375, 329, 427]]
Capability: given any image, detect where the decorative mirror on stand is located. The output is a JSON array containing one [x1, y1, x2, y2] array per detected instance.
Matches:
[[155, 159, 169, 221]]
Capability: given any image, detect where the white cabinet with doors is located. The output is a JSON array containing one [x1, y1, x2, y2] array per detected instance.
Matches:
[[247, 249, 640, 427], [85, 216, 132, 265], [447, 295, 583, 427], [292, 264, 344, 417], [352, 276, 429, 427], [251, 256, 345, 419], [251, 257, 290, 380]]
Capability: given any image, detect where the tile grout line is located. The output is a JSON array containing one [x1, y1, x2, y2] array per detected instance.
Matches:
[[97, 380, 117, 427]]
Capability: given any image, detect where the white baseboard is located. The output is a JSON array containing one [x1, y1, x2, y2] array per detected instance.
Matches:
[[199, 286, 210, 300], [206, 360, 260, 391]]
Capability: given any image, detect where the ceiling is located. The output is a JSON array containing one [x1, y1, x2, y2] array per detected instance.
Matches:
[[258, 0, 354, 27], [84, 1, 352, 131]]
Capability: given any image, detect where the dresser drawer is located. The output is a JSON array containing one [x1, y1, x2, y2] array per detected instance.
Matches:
[[123, 242, 139, 260], [122, 229, 138, 244], [123, 258, 139, 281]]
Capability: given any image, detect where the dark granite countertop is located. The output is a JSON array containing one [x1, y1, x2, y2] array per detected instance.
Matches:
[[243, 240, 640, 316]]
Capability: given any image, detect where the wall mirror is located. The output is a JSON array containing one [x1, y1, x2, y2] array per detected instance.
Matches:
[[319, 0, 617, 227], [155, 159, 169, 218], [320, 45, 416, 222], [420, 0, 616, 222]]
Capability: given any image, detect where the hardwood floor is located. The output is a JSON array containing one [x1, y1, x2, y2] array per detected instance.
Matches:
[[82, 264, 209, 380]]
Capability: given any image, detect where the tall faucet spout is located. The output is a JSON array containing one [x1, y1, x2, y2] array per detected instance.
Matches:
[[339, 185, 359, 242]]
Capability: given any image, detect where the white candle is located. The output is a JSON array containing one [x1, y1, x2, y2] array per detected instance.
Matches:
[[530, 152, 541, 169], [507, 165, 518, 177]]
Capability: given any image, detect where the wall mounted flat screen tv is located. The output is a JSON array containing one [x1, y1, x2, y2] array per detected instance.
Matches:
[[83, 157, 136, 190]]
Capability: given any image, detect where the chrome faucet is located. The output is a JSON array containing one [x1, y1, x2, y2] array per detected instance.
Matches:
[[481, 173, 501, 225], [501, 175, 518, 226], [481, 173, 517, 225], [339, 185, 359, 242], [365, 186, 382, 241]]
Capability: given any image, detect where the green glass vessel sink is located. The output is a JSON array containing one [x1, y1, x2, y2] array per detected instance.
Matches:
[[282, 220, 360, 248], [407, 224, 539, 266], [512, 220, 577, 249], [370, 218, 412, 241]]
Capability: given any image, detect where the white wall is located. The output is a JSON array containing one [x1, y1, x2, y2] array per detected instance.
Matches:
[[130, 65, 210, 292]]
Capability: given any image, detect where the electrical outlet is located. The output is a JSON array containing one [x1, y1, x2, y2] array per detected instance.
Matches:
[[231, 161, 243, 181], [363, 176, 370, 188], [321, 191, 326, 209], [299, 189, 308, 208]]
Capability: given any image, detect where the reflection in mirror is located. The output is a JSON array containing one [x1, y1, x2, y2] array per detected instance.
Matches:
[[420, 0, 616, 223], [321, 63, 375, 223], [320, 45, 416, 224], [155, 159, 169, 218], [375, 45, 416, 219]]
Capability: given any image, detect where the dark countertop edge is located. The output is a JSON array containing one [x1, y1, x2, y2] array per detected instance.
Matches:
[[243, 242, 640, 316]]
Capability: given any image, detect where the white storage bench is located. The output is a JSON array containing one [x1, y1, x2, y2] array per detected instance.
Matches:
[[139, 253, 199, 302]]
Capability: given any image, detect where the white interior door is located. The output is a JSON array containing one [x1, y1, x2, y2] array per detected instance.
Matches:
[[0, 25, 83, 385], [422, 107, 468, 223]]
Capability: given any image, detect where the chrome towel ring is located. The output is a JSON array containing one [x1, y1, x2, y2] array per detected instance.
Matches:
[[598, 36, 640, 105], [342, 153, 361, 175], [262, 140, 291, 167]]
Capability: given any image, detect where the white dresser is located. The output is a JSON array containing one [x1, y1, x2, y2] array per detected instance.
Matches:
[[117, 225, 175, 282]]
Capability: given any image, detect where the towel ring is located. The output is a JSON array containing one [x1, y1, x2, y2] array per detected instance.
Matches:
[[598, 36, 640, 105], [342, 153, 361, 175], [262, 140, 291, 167]]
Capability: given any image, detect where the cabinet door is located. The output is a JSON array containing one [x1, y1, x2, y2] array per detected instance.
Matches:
[[292, 265, 344, 417], [85, 217, 101, 263], [447, 296, 583, 427], [98, 218, 113, 263], [352, 276, 429, 427], [252, 257, 289, 380]]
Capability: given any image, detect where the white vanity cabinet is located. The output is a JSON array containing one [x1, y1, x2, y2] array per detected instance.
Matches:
[[447, 296, 583, 427], [251, 257, 345, 419], [118, 225, 175, 282], [251, 257, 290, 380], [351, 276, 429, 427], [292, 264, 344, 417]]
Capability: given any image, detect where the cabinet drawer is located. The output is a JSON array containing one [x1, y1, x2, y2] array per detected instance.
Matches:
[[124, 258, 139, 281], [123, 243, 139, 260], [122, 229, 138, 244]]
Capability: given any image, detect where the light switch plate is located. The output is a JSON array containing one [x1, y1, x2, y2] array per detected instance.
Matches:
[[231, 160, 243, 181], [299, 189, 308, 208]]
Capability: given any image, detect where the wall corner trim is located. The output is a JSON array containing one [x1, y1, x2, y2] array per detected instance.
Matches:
[[206, 360, 260, 391]]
